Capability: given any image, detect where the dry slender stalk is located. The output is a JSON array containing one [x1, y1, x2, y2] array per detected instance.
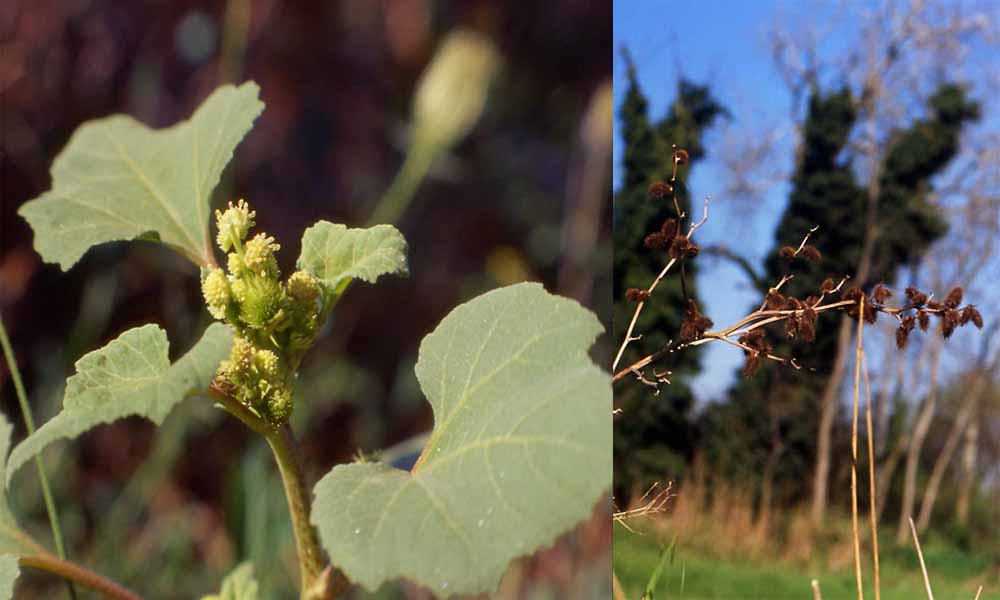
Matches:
[[974, 585, 982, 600], [811, 579, 823, 600], [612, 570, 628, 600], [612, 197, 710, 371], [909, 517, 934, 600], [850, 298, 865, 600], [861, 350, 880, 600]]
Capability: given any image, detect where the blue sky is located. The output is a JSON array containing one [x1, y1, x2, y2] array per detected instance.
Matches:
[[613, 0, 1000, 402]]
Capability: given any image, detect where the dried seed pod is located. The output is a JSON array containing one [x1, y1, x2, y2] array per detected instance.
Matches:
[[661, 218, 679, 240], [960, 305, 983, 329], [821, 278, 835, 293], [764, 290, 786, 311], [900, 314, 916, 333], [779, 246, 796, 260], [648, 181, 672, 199], [673, 148, 689, 165], [785, 297, 804, 311], [918, 310, 930, 331], [742, 351, 762, 378], [799, 245, 822, 263], [680, 300, 713, 341], [872, 283, 892, 304], [944, 286, 964, 309], [785, 314, 800, 338], [905, 287, 928, 307], [941, 309, 960, 338], [626, 288, 649, 302], [805, 295, 819, 306], [669, 236, 700, 259], [896, 326, 910, 349], [799, 308, 817, 342], [644, 231, 667, 249]]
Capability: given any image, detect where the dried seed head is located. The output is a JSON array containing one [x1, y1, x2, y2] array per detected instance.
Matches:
[[900, 314, 916, 333], [960, 305, 983, 329], [896, 326, 910, 349], [872, 283, 892, 304], [765, 290, 786, 311], [918, 310, 930, 331], [799, 245, 822, 263], [927, 300, 944, 311], [673, 148, 689, 165], [669, 236, 700, 259], [742, 351, 762, 378], [625, 288, 649, 302], [644, 231, 668, 249], [660, 218, 679, 240], [945, 286, 964, 309], [648, 181, 672, 199], [680, 300, 713, 341], [820, 278, 835, 293], [905, 287, 928, 307], [941, 309, 960, 338], [779, 246, 796, 260]]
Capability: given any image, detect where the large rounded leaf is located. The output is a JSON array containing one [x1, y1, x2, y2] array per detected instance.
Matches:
[[312, 283, 610, 596], [18, 82, 264, 269], [7, 323, 232, 484]]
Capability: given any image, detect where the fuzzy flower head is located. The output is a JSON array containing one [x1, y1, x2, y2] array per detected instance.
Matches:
[[286, 270, 320, 302], [243, 233, 281, 277], [215, 200, 256, 252], [201, 268, 230, 320]]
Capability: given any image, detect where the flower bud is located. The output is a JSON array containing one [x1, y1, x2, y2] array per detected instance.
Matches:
[[411, 29, 500, 152], [267, 388, 293, 424], [230, 337, 255, 378], [243, 233, 280, 277], [215, 200, 255, 252], [254, 349, 280, 381], [286, 270, 320, 302], [201, 268, 230, 320], [227, 252, 246, 277]]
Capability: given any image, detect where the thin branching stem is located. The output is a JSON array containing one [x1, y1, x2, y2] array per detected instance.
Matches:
[[612, 197, 709, 371], [0, 313, 77, 599], [909, 517, 934, 600]]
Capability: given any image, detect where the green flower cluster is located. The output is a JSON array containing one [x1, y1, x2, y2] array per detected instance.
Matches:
[[201, 200, 323, 425]]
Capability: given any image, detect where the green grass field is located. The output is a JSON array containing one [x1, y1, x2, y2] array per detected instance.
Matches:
[[614, 525, 994, 599]]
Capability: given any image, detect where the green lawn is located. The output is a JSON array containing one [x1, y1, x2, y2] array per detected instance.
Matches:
[[614, 525, 993, 599]]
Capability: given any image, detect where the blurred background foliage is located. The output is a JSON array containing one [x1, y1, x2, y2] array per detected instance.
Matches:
[[0, 1, 611, 598]]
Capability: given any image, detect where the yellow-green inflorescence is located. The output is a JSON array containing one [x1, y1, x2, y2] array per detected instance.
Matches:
[[202, 200, 323, 426]]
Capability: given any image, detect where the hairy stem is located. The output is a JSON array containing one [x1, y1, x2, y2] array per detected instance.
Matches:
[[20, 553, 140, 600], [0, 314, 77, 599], [265, 425, 350, 599]]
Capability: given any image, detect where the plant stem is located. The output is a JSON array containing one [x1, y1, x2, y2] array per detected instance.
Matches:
[[20, 553, 141, 600], [0, 314, 77, 600], [850, 299, 864, 600], [265, 425, 349, 599], [367, 145, 435, 226]]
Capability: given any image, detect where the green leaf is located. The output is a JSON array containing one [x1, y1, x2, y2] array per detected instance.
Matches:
[[312, 283, 610, 596], [7, 323, 233, 485], [0, 415, 42, 558], [18, 82, 264, 269], [0, 555, 18, 600], [201, 563, 259, 600], [296, 222, 408, 293]]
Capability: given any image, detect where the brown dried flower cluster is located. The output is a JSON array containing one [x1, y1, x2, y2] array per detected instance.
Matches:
[[738, 328, 773, 378], [647, 181, 672, 199], [680, 300, 713, 342], [625, 288, 650, 303], [779, 244, 822, 263]]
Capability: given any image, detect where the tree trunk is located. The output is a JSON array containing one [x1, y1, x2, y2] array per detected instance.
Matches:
[[914, 382, 978, 532], [955, 417, 979, 526], [810, 317, 852, 524], [896, 341, 941, 544]]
